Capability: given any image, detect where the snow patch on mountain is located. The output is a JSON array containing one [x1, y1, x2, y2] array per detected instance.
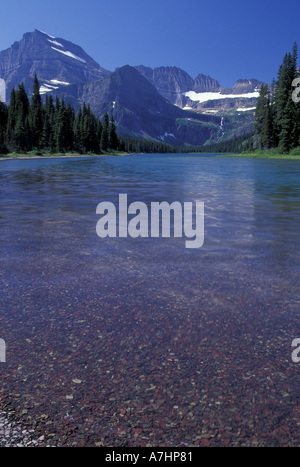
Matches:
[[38, 30, 55, 39], [184, 90, 260, 103], [237, 107, 256, 112], [50, 79, 70, 85], [39, 78, 71, 94], [39, 84, 59, 94], [51, 47, 86, 63], [159, 132, 175, 141], [48, 39, 64, 48]]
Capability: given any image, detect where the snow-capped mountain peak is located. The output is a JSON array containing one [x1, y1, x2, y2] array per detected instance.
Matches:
[[37, 29, 56, 39], [0, 29, 110, 99]]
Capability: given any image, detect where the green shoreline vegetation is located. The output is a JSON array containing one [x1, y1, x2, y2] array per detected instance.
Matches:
[[221, 145, 300, 159], [220, 152, 300, 159]]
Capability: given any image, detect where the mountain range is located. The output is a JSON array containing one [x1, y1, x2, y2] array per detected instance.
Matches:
[[0, 30, 265, 146]]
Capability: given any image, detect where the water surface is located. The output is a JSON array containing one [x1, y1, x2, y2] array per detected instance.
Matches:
[[0, 154, 299, 446]]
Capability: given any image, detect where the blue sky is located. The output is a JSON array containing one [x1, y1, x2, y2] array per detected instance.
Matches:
[[1, 0, 299, 86]]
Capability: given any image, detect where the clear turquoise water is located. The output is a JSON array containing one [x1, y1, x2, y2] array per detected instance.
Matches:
[[0, 154, 300, 446]]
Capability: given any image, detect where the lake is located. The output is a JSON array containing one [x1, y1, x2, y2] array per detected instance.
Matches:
[[0, 153, 299, 446]]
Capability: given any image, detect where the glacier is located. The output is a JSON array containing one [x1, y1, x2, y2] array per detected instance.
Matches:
[[184, 90, 260, 104]]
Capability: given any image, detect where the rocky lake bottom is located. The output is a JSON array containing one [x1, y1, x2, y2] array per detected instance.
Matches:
[[0, 154, 299, 446]]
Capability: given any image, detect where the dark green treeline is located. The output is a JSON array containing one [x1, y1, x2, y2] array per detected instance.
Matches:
[[0, 75, 119, 154], [0, 75, 192, 155], [254, 42, 300, 153]]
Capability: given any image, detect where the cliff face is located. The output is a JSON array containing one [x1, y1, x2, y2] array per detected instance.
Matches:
[[193, 73, 221, 92], [220, 79, 262, 95], [135, 65, 263, 112], [54, 65, 223, 145], [135, 65, 195, 107]]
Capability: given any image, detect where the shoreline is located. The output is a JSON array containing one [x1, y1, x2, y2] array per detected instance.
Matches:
[[0, 407, 47, 447], [217, 152, 300, 159], [0, 152, 129, 161], [2, 152, 300, 161]]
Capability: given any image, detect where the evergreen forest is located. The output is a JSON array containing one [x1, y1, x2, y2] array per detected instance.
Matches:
[[0, 75, 119, 155], [254, 42, 300, 154], [0, 75, 201, 155]]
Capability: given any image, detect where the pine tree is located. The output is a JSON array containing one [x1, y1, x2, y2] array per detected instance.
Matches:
[[16, 83, 30, 114], [97, 118, 102, 149], [55, 97, 66, 152], [89, 112, 100, 153], [7, 89, 17, 129], [30, 74, 43, 149], [0, 100, 8, 153], [81, 102, 89, 152], [100, 112, 109, 151], [81, 104, 99, 153], [108, 115, 118, 150], [14, 83, 31, 151], [260, 95, 274, 150], [254, 84, 270, 148], [274, 49, 298, 150], [43, 94, 55, 151], [279, 96, 296, 153], [65, 102, 75, 151], [73, 106, 83, 152]]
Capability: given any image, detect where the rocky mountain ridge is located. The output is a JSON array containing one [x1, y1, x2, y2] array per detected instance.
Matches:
[[52, 65, 226, 145], [0, 29, 110, 99], [0, 30, 263, 146], [135, 65, 263, 112]]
